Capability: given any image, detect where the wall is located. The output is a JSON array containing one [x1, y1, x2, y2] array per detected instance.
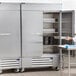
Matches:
[[62, 0, 76, 10], [0, 0, 61, 3]]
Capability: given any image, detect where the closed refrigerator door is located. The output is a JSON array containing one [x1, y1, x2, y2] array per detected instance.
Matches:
[[22, 11, 43, 57], [0, 4, 20, 58]]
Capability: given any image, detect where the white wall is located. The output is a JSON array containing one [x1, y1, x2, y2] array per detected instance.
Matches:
[[62, 0, 76, 34], [0, 0, 61, 3], [62, 0, 76, 10]]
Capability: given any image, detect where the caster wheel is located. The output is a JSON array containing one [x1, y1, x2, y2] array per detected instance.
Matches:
[[55, 67, 60, 71], [21, 68, 24, 72], [52, 67, 59, 71], [15, 69, 20, 72]]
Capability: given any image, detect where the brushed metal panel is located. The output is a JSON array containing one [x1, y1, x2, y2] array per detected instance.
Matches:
[[22, 11, 43, 57], [0, 10, 20, 58], [22, 58, 32, 67], [0, 3, 20, 11], [22, 3, 61, 11]]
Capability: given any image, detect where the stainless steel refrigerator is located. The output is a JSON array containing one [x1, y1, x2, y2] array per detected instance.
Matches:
[[0, 3, 21, 73], [21, 3, 61, 71]]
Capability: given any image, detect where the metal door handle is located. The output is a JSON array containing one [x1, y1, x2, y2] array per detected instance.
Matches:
[[31, 41, 43, 43], [0, 33, 11, 36], [32, 33, 43, 36], [34, 42, 42, 43]]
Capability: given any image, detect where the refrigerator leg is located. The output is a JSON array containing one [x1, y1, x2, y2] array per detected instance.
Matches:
[[15, 68, 20, 72], [0, 70, 2, 74], [21, 68, 24, 72]]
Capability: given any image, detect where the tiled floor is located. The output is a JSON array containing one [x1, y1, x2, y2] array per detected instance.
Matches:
[[0, 68, 76, 76]]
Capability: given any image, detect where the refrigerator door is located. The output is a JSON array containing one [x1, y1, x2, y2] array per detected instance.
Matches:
[[22, 11, 43, 57], [0, 4, 20, 58]]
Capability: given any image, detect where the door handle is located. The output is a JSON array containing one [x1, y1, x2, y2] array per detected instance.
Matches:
[[0, 33, 11, 36], [32, 33, 43, 36], [33, 42, 42, 43], [31, 41, 43, 43]]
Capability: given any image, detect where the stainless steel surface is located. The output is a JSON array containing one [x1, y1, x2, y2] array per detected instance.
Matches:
[[68, 50, 71, 76], [22, 54, 59, 68], [22, 10, 43, 57], [0, 58, 21, 69], [59, 11, 63, 76], [0, 3, 20, 58], [0, 3, 20, 11], [0, 3, 21, 71], [22, 3, 61, 11], [0, 3, 74, 73]]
